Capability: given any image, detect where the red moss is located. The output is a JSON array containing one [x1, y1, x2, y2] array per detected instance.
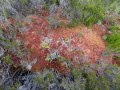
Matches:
[[15, 15, 108, 73]]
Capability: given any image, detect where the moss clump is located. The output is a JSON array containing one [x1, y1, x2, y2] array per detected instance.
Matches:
[[67, 0, 104, 26], [106, 33, 120, 52]]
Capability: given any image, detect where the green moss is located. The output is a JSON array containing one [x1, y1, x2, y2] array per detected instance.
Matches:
[[0, 86, 4, 90], [67, 19, 80, 27], [8, 81, 21, 90], [102, 35, 107, 40], [109, 24, 120, 31], [106, 33, 120, 52], [3, 54, 13, 64], [68, 0, 104, 26], [71, 69, 81, 79], [113, 55, 120, 61], [113, 74, 120, 90], [33, 70, 55, 90], [97, 76, 110, 90], [86, 71, 99, 90], [16, 22, 25, 28], [19, 0, 28, 5], [44, 3, 49, 11], [85, 70, 110, 90]]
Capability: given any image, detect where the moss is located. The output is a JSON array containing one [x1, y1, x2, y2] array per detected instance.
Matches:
[[86, 71, 99, 90], [71, 69, 81, 79], [109, 24, 120, 31], [19, 0, 28, 5], [8, 82, 21, 90], [112, 74, 120, 90], [67, 19, 80, 28], [3, 54, 13, 64], [68, 0, 105, 26], [0, 86, 4, 90], [97, 76, 110, 90], [33, 70, 55, 90], [106, 33, 120, 52], [113, 55, 120, 61]]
